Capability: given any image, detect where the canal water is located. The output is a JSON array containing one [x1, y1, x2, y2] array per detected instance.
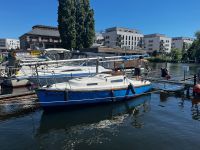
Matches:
[[0, 63, 200, 150]]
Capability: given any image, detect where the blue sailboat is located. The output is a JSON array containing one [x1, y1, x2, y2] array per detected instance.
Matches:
[[36, 74, 152, 109]]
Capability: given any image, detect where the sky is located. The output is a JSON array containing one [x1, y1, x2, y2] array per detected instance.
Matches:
[[0, 0, 200, 39]]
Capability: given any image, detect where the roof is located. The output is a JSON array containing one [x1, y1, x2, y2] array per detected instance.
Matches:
[[20, 25, 60, 38], [172, 37, 195, 41], [105, 27, 141, 34], [32, 25, 58, 30], [144, 33, 167, 38]]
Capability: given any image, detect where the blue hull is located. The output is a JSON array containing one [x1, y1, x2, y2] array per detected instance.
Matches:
[[36, 84, 152, 108]]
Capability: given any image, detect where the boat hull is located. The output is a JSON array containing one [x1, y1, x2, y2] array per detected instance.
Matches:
[[36, 84, 152, 108]]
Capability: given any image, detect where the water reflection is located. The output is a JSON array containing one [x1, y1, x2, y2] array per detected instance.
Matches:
[[160, 92, 169, 102], [0, 103, 37, 120], [38, 95, 151, 134], [160, 91, 184, 102], [36, 95, 151, 149], [191, 97, 200, 121]]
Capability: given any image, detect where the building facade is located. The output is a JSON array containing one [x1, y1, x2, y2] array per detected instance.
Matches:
[[172, 37, 194, 51], [144, 34, 172, 53], [92, 32, 104, 47], [20, 25, 61, 50], [103, 27, 144, 50], [0, 38, 20, 51]]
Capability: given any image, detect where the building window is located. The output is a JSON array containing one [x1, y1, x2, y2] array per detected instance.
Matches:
[[105, 36, 109, 39], [149, 40, 153, 43]]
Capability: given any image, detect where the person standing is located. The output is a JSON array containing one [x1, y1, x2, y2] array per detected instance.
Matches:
[[134, 56, 148, 80], [161, 68, 171, 80]]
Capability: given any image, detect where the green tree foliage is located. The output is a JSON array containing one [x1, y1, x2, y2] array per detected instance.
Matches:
[[76, 0, 85, 49], [152, 50, 159, 57], [58, 0, 95, 50], [170, 48, 182, 62], [83, 0, 95, 48], [187, 31, 200, 62], [58, 0, 76, 50], [195, 31, 200, 40]]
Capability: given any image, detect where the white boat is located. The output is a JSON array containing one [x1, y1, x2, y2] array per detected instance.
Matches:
[[16, 65, 111, 86], [36, 74, 152, 109]]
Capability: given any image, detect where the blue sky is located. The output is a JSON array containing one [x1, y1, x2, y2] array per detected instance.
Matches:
[[0, 0, 200, 38]]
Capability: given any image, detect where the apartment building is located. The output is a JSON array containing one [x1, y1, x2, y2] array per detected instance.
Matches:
[[144, 34, 172, 53], [0, 38, 20, 51], [92, 32, 104, 47], [172, 37, 194, 51], [103, 27, 144, 50]]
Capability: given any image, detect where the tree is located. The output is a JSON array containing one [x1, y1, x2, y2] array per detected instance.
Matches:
[[83, 0, 95, 48], [187, 31, 200, 62], [170, 48, 182, 62], [76, 0, 85, 49], [58, 0, 95, 50], [58, 0, 76, 50], [152, 50, 159, 57], [195, 31, 200, 40]]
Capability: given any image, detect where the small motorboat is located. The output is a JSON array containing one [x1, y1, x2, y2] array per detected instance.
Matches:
[[36, 74, 152, 109]]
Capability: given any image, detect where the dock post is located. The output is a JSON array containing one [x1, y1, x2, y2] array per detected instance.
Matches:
[[194, 74, 197, 86], [96, 57, 99, 74], [184, 70, 186, 81], [35, 64, 40, 87], [186, 86, 190, 97], [193, 74, 197, 96]]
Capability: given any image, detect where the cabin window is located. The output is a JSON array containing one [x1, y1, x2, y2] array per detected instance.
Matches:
[[87, 83, 98, 86], [111, 79, 123, 83]]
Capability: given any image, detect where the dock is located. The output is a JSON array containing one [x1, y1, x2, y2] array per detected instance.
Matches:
[[146, 77, 195, 87], [0, 91, 38, 120], [0, 91, 36, 100]]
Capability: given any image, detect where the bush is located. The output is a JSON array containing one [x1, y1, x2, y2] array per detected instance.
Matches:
[[148, 56, 171, 62]]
